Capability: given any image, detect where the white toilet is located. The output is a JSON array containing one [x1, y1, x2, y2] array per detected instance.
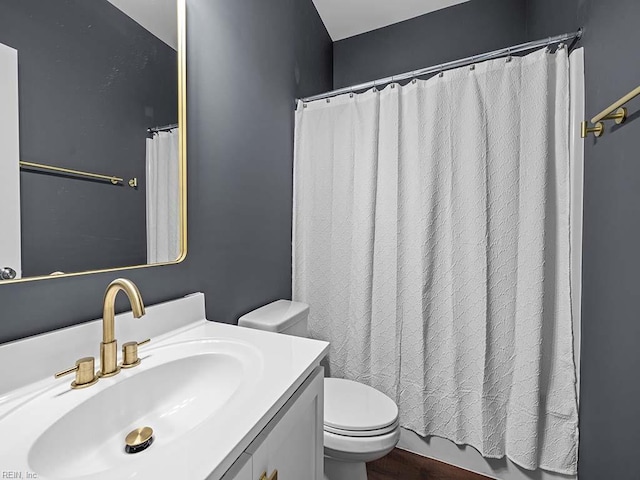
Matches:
[[239, 300, 400, 480]]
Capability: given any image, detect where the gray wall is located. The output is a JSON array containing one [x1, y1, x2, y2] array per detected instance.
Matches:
[[0, 0, 178, 276], [527, 0, 640, 478], [0, 0, 332, 342], [333, 0, 527, 89]]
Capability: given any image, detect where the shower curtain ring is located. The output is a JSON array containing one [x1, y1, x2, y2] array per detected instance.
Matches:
[[439, 65, 444, 77], [391, 76, 395, 88], [506, 48, 512, 63]]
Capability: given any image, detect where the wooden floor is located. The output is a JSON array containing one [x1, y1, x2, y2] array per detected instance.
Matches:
[[367, 448, 492, 480]]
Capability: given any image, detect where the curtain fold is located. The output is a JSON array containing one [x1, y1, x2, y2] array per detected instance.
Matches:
[[293, 48, 579, 474], [146, 129, 180, 264]]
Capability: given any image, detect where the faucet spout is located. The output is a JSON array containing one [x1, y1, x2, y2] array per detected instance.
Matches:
[[102, 279, 145, 343], [99, 279, 145, 377]]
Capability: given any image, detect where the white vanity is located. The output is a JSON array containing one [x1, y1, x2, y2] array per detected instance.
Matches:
[[0, 293, 329, 480]]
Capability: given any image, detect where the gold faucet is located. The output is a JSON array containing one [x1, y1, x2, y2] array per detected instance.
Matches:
[[99, 279, 146, 377], [55, 279, 147, 389]]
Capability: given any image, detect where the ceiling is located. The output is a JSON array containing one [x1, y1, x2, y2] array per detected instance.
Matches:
[[107, 0, 177, 50], [105, 0, 470, 49], [313, 0, 470, 41]]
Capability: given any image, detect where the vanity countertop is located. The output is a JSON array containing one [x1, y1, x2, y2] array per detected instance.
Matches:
[[0, 293, 329, 480]]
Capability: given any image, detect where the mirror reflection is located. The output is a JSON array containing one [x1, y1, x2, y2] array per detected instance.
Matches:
[[0, 0, 182, 281]]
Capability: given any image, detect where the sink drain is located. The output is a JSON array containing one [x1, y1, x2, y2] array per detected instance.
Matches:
[[125, 426, 154, 454]]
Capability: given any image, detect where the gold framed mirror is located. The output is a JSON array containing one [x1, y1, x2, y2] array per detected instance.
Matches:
[[0, 0, 187, 284]]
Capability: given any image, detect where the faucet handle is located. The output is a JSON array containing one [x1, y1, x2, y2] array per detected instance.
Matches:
[[121, 338, 150, 369], [55, 357, 99, 389], [260, 470, 278, 480]]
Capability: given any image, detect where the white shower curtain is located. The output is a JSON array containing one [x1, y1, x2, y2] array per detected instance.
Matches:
[[293, 48, 579, 474], [146, 129, 180, 264]]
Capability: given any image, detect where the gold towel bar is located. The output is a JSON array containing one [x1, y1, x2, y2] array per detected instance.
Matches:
[[20, 161, 137, 188], [592, 85, 640, 123], [582, 85, 640, 137]]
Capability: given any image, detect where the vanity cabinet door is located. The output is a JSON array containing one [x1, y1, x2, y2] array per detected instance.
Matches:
[[247, 367, 324, 480], [218, 453, 252, 480]]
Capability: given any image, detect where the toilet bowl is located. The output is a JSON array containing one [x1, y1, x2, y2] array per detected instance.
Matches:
[[238, 300, 401, 480], [322, 377, 400, 480]]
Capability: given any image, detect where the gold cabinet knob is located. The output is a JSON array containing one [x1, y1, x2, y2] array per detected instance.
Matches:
[[55, 357, 99, 389], [259, 470, 278, 480], [121, 338, 150, 369]]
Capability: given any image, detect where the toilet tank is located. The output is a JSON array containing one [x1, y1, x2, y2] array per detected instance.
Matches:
[[238, 300, 310, 338]]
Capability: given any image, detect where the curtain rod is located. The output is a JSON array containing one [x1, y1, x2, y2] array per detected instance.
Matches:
[[299, 29, 582, 105], [148, 123, 178, 134], [19, 160, 138, 188]]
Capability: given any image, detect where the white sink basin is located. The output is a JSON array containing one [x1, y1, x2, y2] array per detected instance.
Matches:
[[0, 295, 328, 480], [1, 339, 263, 479]]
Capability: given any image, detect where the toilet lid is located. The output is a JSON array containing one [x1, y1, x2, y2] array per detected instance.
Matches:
[[324, 378, 399, 432]]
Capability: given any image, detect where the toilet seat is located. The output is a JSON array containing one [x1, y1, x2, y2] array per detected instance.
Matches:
[[323, 378, 399, 435], [323, 418, 400, 437]]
